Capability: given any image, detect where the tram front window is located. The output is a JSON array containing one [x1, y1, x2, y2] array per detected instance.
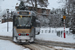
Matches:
[[16, 16, 31, 27]]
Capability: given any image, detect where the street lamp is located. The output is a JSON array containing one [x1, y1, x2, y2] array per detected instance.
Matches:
[[6, 9, 9, 32]]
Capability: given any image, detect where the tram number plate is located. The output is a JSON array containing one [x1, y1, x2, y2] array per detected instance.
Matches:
[[18, 36, 30, 39]]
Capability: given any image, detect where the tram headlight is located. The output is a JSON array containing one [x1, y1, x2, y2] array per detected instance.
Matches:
[[29, 12, 31, 14], [17, 12, 19, 14]]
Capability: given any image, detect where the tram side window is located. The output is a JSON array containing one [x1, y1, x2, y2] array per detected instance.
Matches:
[[15, 18, 18, 26], [13, 15, 16, 26], [32, 16, 36, 27]]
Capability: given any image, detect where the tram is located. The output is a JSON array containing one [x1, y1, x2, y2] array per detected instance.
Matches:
[[12, 10, 36, 43]]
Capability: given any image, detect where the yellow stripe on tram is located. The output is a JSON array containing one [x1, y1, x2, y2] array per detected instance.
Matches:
[[20, 15, 22, 18]]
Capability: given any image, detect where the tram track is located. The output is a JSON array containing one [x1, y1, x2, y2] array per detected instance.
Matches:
[[0, 36, 75, 50], [23, 44, 54, 50], [35, 40, 75, 49], [0, 36, 12, 40]]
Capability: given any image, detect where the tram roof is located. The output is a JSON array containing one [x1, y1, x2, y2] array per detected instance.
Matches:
[[14, 10, 36, 16]]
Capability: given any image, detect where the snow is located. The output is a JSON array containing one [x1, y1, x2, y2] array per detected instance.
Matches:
[[36, 33, 75, 43], [0, 22, 75, 50], [0, 22, 12, 37], [54, 46, 75, 50], [36, 27, 75, 43], [0, 39, 30, 50]]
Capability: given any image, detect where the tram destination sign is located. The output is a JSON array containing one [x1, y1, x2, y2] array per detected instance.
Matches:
[[19, 12, 30, 15]]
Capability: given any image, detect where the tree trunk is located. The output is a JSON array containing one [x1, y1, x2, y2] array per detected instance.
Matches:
[[35, 0, 37, 11]]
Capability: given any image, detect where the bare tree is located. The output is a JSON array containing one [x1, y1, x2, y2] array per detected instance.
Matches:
[[19, 0, 49, 11], [59, 0, 75, 34]]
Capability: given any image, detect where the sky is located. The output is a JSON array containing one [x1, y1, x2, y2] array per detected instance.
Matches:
[[0, 0, 20, 11], [0, 0, 64, 12], [47, 0, 64, 10]]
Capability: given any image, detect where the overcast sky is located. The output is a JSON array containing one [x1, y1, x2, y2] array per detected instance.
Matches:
[[48, 0, 64, 10], [0, 0, 64, 11]]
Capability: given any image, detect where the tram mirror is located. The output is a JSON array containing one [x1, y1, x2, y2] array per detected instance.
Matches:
[[36, 32, 40, 35]]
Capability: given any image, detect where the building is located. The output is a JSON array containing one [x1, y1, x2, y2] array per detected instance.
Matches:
[[2, 9, 13, 23], [15, 6, 50, 17]]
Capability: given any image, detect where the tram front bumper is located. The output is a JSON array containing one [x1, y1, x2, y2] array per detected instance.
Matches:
[[17, 36, 30, 40]]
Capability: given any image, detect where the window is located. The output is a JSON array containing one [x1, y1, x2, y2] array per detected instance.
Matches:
[[66, 31, 68, 34], [48, 10, 50, 13], [61, 31, 62, 34], [41, 30, 43, 33], [42, 9, 46, 13], [52, 30, 54, 33], [49, 30, 50, 33], [57, 31, 60, 37], [57, 31, 60, 34], [17, 17, 31, 26], [45, 30, 47, 33]]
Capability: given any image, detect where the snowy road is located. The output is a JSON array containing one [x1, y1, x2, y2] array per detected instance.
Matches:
[[0, 36, 75, 50], [0, 36, 55, 50], [0, 36, 12, 40]]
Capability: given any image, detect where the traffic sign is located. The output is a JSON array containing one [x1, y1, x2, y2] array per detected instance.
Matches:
[[63, 16, 66, 19]]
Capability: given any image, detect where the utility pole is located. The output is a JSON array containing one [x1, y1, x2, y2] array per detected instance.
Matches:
[[63, 16, 66, 38], [6, 9, 9, 32]]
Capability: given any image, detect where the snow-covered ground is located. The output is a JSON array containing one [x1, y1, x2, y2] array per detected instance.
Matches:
[[0, 40, 30, 50], [0, 22, 75, 50], [36, 27, 75, 43], [36, 33, 75, 43], [53, 46, 75, 50]]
